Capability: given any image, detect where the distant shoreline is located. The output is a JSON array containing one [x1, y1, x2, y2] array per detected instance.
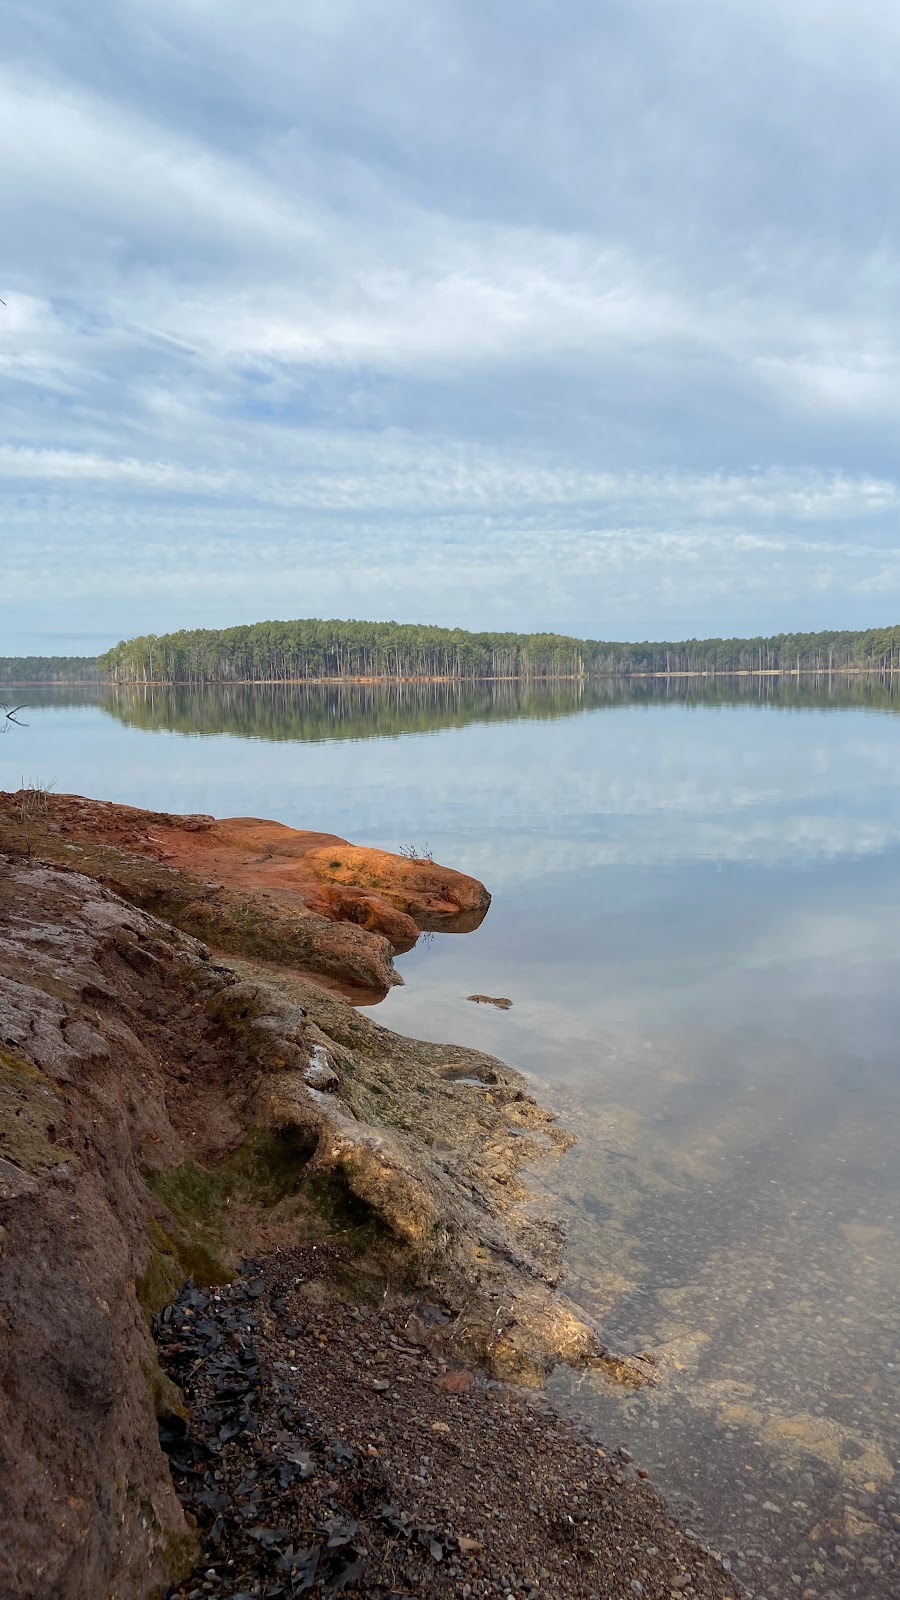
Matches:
[[4, 665, 898, 689]]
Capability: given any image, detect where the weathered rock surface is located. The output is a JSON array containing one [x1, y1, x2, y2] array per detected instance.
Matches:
[[184, 816, 490, 928], [0, 866, 203, 1600], [0, 846, 605, 1599], [0, 793, 490, 1001]]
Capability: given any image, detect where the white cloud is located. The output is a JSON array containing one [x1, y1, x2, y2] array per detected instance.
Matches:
[[3, 1, 900, 641], [0, 445, 228, 491]]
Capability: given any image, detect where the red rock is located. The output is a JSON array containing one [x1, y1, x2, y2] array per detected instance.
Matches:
[[0, 792, 491, 999], [4, 796, 490, 947], [439, 1369, 475, 1393]]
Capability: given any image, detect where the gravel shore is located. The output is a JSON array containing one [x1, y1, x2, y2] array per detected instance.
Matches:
[[158, 1247, 738, 1600]]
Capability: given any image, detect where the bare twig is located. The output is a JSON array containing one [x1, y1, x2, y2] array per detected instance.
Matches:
[[17, 777, 56, 856], [398, 842, 434, 863]]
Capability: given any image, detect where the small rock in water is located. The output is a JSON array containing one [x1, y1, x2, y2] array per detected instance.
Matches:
[[467, 994, 513, 1009]]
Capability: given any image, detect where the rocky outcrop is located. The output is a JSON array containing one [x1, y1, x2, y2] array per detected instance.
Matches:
[[0, 867, 204, 1600], [0, 839, 609, 1600], [185, 816, 490, 928], [0, 793, 490, 999]]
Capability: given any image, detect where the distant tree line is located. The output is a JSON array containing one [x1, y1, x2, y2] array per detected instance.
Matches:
[[4, 619, 900, 687], [589, 627, 900, 675], [97, 621, 589, 683], [0, 655, 103, 684], [97, 619, 900, 683]]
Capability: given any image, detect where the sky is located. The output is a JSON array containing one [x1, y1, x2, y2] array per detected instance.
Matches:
[[3, 0, 900, 655]]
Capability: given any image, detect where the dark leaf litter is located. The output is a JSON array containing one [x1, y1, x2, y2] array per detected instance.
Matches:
[[157, 1246, 739, 1600]]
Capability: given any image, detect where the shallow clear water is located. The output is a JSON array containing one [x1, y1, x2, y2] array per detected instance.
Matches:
[[3, 679, 898, 1597]]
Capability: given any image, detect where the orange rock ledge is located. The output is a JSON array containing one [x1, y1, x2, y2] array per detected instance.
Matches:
[[0, 792, 490, 997]]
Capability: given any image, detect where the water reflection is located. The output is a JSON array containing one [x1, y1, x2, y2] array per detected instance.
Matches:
[[384, 917, 900, 1597], [16, 669, 900, 743], [2, 678, 899, 1597], [541, 1049, 899, 1600]]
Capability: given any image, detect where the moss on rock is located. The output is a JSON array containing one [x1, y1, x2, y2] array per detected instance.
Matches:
[[0, 1046, 73, 1175]]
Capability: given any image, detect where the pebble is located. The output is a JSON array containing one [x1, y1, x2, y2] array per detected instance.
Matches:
[[154, 1248, 743, 1600], [440, 1369, 475, 1393]]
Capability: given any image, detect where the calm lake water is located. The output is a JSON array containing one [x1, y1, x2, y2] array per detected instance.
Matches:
[[3, 678, 898, 1598]]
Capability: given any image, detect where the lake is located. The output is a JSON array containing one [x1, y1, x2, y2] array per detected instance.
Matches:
[[3, 676, 898, 1599]]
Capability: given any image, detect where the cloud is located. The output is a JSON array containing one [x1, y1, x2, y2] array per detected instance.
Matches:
[[2, 0, 900, 647]]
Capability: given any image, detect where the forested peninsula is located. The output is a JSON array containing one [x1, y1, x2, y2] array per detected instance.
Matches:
[[3, 617, 900, 685]]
